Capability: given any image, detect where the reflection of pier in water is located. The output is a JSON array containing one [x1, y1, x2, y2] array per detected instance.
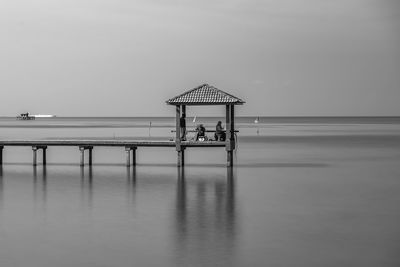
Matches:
[[174, 168, 237, 266], [80, 166, 93, 208], [1, 163, 237, 266], [33, 166, 47, 209], [78, 166, 137, 209], [125, 167, 136, 205]]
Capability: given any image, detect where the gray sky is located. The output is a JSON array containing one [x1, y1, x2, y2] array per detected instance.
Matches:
[[1, 0, 399, 116]]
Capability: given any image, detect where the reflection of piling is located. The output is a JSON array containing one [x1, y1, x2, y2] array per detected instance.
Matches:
[[177, 166, 184, 181], [176, 167, 187, 239], [126, 166, 136, 184], [33, 166, 38, 205], [33, 165, 47, 207], [226, 167, 235, 229], [80, 166, 93, 208], [42, 166, 47, 203], [173, 167, 237, 266], [126, 166, 137, 204]]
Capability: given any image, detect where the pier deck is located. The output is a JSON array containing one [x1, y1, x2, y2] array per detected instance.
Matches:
[[0, 139, 227, 167], [1, 84, 242, 167], [0, 139, 226, 147]]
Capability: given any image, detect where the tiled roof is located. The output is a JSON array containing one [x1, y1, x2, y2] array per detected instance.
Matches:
[[166, 84, 245, 105]]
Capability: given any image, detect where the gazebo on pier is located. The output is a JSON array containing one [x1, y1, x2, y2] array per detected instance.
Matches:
[[166, 84, 245, 167]]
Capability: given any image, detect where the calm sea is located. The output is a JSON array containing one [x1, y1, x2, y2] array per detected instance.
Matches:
[[0, 117, 399, 267]]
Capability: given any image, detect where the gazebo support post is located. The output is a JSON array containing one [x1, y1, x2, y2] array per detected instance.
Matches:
[[176, 105, 181, 146], [226, 105, 235, 166], [181, 105, 186, 141], [176, 105, 185, 167]]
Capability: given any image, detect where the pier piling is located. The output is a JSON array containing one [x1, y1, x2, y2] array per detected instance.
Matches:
[[132, 147, 137, 166], [32, 146, 47, 166], [42, 146, 47, 165], [0, 146, 3, 165], [79, 146, 93, 166], [88, 147, 93, 166], [125, 147, 130, 166], [177, 149, 185, 167], [79, 147, 84, 166], [32, 147, 37, 166], [227, 151, 233, 167], [125, 146, 137, 167]]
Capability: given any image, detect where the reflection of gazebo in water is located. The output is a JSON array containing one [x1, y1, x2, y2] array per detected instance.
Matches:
[[174, 168, 236, 266], [167, 84, 245, 167]]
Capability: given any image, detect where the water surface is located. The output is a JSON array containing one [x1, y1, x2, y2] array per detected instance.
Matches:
[[0, 117, 399, 266]]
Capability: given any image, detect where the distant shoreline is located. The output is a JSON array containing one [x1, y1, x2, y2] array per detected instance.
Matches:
[[2, 115, 400, 117], [1, 117, 400, 128]]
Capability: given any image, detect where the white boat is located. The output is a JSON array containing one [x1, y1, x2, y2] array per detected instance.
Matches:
[[32, 114, 56, 118]]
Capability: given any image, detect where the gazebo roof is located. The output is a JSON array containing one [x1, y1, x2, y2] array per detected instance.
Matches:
[[166, 84, 245, 105]]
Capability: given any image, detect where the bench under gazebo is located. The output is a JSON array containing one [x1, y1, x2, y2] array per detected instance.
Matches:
[[166, 83, 245, 167]]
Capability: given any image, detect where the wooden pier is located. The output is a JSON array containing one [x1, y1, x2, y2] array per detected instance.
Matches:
[[0, 140, 226, 167], [1, 84, 244, 167]]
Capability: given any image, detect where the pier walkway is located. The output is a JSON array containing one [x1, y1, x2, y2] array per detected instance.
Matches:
[[0, 139, 226, 166], [1, 83, 244, 167]]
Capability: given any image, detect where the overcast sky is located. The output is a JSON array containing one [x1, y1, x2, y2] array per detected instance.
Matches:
[[1, 0, 399, 116]]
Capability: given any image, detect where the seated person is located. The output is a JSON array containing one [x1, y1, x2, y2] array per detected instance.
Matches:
[[195, 124, 207, 141], [180, 115, 186, 141], [214, 121, 226, 141]]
